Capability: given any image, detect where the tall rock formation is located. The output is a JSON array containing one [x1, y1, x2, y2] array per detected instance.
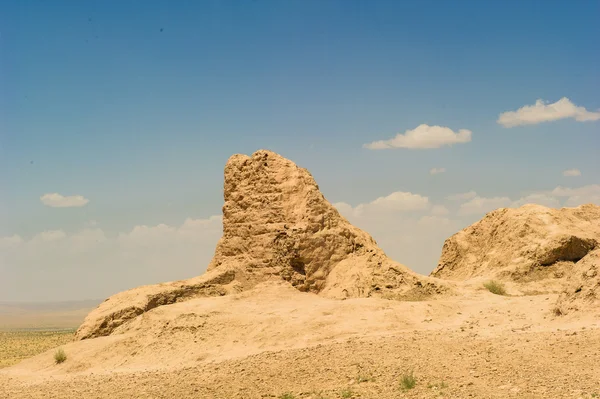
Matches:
[[75, 150, 448, 340]]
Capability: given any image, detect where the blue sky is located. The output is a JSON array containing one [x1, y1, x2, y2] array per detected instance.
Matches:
[[1, 1, 599, 301]]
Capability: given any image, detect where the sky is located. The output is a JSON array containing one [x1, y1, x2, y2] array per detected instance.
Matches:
[[1, 0, 599, 302]]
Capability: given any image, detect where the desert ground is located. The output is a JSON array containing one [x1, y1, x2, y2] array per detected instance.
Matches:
[[1, 151, 599, 398], [1, 283, 599, 398]]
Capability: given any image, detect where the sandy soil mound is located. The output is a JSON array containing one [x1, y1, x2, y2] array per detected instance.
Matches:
[[5, 282, 462, 376], [76, 150, 450, 340], [0, 281, 576, 376], [431, 204, 600, 293]]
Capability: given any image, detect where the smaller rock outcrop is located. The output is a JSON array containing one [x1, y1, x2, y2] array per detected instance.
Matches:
[[556, 248, 600, 314], [431, 204, 600, 287], [75, 266, 240, 340]]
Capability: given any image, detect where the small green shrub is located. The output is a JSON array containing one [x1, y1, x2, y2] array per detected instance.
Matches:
[[483, 280, 507, 296], [54, 348, 67, 364], [279, 393, 296, 399], [400, 370, 416, 390], [340, 388, 355, 398]]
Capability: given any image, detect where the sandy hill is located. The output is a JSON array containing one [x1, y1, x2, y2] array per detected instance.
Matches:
[[75, 150, 451, 340], [431, 204, 600, 292]]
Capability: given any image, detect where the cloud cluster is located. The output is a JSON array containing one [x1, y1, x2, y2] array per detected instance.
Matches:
[[0, 216, 222, 301], [40, 193, 89, 208], [362, 97, 597, 153], [497, 97, 600, 128], [430, 167, 446, 175], [364, 124, 472, 150], [333, 192, 460, 275], [456, 185, 599, 215], [334, 191, 430, 218], [563, 169, 581, 177], [458, 196, 512, 215], [551, 184, 600, 207], [5, 181, 600, 302]]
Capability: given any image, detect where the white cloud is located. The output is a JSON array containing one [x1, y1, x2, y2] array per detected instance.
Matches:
[[511, 194, 560, 209], [0, 215, 222, 301], [117, 216, 222, 247], [366, 191, 430, 212], [446, 191, 477, 201], [458, 196, 512, 215], [334, 193, 461, 275], [336, 191, 430, 219], [562, 169, 581, 177], [551, 184, 600, 197], [0, 235, 24, 250], [430, 205, 449, 216], [459, 193, 561, 216], [430, 167, 446, 175], [332, 202, 354, 217], [40, 193, 89, 208], [36, 230, 67, 242], [551, 184, 600, 207], [456, 185, 600, 216], [564, 196, 600, 207], [364, 124, 472, 150], [118, 224, 176, 246], [497, 97, 600, 128]]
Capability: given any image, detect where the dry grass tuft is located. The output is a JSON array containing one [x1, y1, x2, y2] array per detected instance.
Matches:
[[400, 370, 417, 390], [54, 347, 67, 364], [483, 280, 507, 296]]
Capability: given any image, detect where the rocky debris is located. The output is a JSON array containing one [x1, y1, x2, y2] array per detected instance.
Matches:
[[431, 204, 600, 285], [555, 248, 600, 314], [75, 150, 449, 340]]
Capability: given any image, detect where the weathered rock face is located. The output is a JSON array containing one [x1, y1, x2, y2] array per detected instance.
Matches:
[[74, 267, 241, 340], [431, 204, 600, 285], [206, 150, 445, 297], [207, 150, 366, 293], [556, 248, 600, 314], [75, 150, 448, 340]]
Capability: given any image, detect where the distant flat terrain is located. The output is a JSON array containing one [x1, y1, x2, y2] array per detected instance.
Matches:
[[0, 330, 75, 368], [0, 299, 101, 330], [0, 300, 100, 369]]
